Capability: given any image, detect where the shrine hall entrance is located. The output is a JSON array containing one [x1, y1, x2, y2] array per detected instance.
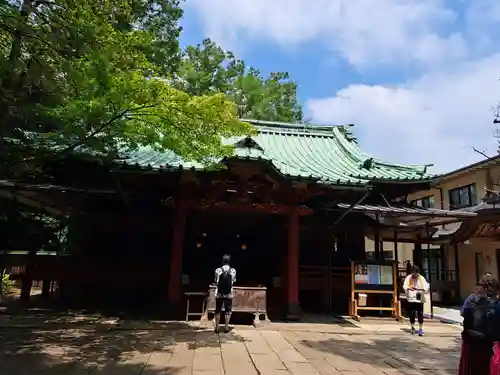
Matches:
[[182, 211, 286, 317]]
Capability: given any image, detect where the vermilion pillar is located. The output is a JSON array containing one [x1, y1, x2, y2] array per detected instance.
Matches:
[[168, 200, 187, 308], [286, 208, 300, 320]]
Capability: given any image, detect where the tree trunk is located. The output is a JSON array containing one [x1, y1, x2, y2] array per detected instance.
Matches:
[[7, 0, 34, 68]]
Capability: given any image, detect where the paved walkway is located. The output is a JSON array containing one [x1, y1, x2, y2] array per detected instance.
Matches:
[[0, 321, 461, 375], [431, 307, 463, 324]]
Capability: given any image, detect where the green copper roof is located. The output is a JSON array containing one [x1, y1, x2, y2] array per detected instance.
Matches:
[[120, 119, 435, 186]]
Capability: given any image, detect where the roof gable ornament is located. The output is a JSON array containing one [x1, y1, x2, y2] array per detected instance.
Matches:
[[361, 158, 374, 170], [234, 136, 263, 151], [417, 164, 433, 176], [338, 124, 357, 143]]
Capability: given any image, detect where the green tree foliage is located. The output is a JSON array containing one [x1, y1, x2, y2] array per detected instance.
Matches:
[[0, 0, 253, 179], [174, 38, 303, 123], [0, 198, 66, 253], [0, 1, 301, 262], [1, 273, 13, 296]]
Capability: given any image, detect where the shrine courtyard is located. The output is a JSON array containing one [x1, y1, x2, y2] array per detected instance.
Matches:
[[0, 313, 461, 375]]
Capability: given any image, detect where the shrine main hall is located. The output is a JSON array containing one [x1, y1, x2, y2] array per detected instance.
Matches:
[[0, 120, 475, 319]]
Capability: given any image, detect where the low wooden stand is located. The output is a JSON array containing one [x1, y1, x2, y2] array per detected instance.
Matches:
[[184, 292, 207, 322], [201, 286, 270, 327], [349, 289, 402, 322]]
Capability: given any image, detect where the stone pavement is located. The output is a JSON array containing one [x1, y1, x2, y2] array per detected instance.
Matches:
[[0, 320, 461, 375], [430, 307, 463, 325]]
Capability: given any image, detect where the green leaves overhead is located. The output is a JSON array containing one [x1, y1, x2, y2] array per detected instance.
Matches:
[[0, 0, 253, 177], [0, 0, 303, 258], [174, 38, 303, 123], [0, 0, 302, 179]]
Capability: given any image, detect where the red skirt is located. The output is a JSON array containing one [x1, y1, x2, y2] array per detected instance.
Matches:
[[491, 342, 500, 375], [459, 340, 492, 375]]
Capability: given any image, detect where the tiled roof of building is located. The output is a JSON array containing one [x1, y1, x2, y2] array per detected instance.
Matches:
[[119, 119, 436, 186]]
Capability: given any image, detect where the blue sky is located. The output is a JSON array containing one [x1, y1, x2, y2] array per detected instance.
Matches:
[[181, 0, 500, 173]]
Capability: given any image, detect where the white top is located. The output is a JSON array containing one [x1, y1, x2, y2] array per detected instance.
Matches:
[[403, 274, 430, 303]]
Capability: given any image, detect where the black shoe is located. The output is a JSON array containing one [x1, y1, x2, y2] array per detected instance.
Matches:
[[214, 326, 219, 334], [224, 326, 229, 333], [411, 327, 416, 335]]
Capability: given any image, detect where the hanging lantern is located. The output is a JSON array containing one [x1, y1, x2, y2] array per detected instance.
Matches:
[[196, 241, 202, 248], [241, 243, 247, 250]]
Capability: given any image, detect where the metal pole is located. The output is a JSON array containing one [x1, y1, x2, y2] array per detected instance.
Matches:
[[425, 223, 433, 318], [394, 230, 399, 306], [328, 191, 370, 230], [454, 244, 460, 303], [374, 214, 381, 261], [393, 229, 399, 266], [379, 228, 384, 262]]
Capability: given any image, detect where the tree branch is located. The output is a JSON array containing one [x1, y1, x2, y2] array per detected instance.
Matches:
[[472, 147, 500, 164], [58, 103, 160, 154], [12, 103, 160, 168], [33, 0, 66, 8]]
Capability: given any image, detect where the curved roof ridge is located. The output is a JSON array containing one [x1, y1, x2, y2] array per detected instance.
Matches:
[[243, 119, 355, 139], [330, 126, 431, 174], [243, 118, 433, 176], [373, 159, 433, 172], [328, 127, 367, 166]]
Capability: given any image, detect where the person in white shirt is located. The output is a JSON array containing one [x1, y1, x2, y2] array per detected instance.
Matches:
[[213, 254, 236, 333], [403, 265, 430, 336]]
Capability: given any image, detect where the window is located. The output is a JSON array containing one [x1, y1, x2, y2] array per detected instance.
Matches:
[[411, 195, 435, 208], [382, 251, 393, 260], [423, 245, 444, 281], [449, 184, 477, 209]]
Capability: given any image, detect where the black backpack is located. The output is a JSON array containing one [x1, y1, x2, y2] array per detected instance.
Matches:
[[217, 268, 233, 295], [463, 296, 497, 341]]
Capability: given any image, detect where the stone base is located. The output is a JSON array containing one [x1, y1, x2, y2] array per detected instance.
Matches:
[[253, 312, 271, 327], [285, 302, 301, 321]]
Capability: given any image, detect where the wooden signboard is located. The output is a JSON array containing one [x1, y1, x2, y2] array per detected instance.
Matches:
[[201, 286, 270, 327], [350, 260, 402, 321]]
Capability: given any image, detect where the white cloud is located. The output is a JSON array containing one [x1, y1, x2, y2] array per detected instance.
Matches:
[[466, 0, 500, 30], [185, 0, 467, 69], [306, 54, 500, 173], [185, 0, 500, 173]]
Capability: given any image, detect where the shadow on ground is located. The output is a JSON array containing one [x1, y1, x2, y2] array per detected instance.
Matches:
[[272, 313, 357, 327], [1, 293, 180, 321], [0, 299, 461, 374], [300, 333, 461, 374], [0, 321, 246, 374]]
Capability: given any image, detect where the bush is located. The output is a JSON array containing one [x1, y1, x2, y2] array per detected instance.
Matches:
[[1, 273, 13, 296]]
